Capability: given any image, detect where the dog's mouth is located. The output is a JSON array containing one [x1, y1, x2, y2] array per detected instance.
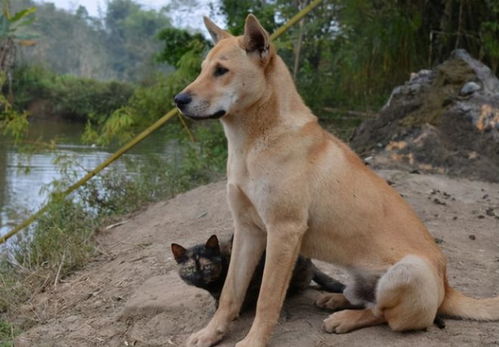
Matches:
[[181, 110, 226, 121]]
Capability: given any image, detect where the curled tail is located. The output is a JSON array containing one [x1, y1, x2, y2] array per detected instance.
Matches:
[[311, 264, 345, 293], [438, 286, 499, 321]]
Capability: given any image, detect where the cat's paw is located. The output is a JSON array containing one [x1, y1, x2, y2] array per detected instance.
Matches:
[[315, 293, 350, 311], [186, 327, 224, 347]]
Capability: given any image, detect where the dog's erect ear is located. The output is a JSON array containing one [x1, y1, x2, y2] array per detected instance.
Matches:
[[171, 243, 187, 263], [243, 14, 271, 62], [205, 235, 220, 253], [203, 17, 229, 43]]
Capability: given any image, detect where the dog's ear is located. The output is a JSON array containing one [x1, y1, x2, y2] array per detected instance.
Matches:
[[243, 14, 271, 63], [171, 243, 187, 263], [204, 17, 230, 43], [205, 235, 220, 253]]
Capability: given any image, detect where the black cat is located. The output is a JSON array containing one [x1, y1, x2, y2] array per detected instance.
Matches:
[[171, 234, 345, 311]]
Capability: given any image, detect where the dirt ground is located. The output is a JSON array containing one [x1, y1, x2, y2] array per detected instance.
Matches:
[[14, 170, 499, 347]]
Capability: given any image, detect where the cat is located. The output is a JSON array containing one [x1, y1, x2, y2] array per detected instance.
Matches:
[[171, 234, 345, 311]]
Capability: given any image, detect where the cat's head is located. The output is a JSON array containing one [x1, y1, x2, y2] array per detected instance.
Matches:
[[171, 235, 224, 288]]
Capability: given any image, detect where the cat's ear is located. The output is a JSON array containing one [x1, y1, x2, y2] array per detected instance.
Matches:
[[205, 235, 220, 253], [171, 243, 187, 263]]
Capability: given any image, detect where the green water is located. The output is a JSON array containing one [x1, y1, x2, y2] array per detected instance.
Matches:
[[0, 118, 173, 236]]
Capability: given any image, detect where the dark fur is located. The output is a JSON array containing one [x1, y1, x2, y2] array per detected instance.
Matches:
[[171, 234, 345, 310]]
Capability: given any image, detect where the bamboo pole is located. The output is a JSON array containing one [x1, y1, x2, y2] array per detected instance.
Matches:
[[0, 0, 324, 245]]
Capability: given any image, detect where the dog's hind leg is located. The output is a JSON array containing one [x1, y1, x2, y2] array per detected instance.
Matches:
[[323, 255, 445, 334], [375, 255, 444, 331], [323, 307, 386, 333]]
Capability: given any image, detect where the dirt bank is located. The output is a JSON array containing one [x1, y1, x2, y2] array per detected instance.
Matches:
[[13, 170, 499, 346], [351, 50, 499, 183]]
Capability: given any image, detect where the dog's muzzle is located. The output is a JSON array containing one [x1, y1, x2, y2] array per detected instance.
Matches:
[[174, 92, 192, 111], [174, 92, 226, 120]]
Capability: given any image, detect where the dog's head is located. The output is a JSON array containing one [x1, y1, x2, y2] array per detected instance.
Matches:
[[174, 15, 274, 120]]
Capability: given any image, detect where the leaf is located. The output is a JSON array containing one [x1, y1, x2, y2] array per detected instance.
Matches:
[[13, 16, 35, 28], [9, 7, 36, 23]]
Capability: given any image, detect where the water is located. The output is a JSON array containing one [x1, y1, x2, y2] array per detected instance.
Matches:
[[0, 118, 173, 237]]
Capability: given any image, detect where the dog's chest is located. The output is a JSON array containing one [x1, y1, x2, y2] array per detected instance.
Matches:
[[227, 175, 269, 232]]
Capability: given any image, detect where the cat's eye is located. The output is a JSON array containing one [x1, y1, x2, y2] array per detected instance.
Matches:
[[183, 265, 196, 272], [201, 264, 215, 271], [214, 65, 229, 77]]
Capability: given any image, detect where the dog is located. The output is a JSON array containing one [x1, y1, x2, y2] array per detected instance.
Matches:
[[174, 14, 499, 347]]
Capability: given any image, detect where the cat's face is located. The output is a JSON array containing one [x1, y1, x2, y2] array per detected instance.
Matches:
[[171, 235, 224, 288]]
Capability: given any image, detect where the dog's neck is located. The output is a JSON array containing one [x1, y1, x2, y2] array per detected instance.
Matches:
[[220, 54, 315, 155]]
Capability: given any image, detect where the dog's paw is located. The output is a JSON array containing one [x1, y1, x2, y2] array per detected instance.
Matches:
[[235, 335, 266, 347], [315, 293, 349, 311], [186, 327, 224, 347], [322, 311, 356, 334]]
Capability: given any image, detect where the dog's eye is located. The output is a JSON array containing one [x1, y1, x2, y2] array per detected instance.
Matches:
[[214, 65, 229, 77]]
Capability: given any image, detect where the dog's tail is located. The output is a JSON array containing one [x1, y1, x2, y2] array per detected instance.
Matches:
[[438, 286, 499, 321], [311, 264, 345, 293]]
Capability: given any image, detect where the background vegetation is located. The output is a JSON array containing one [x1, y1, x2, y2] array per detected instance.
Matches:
[[0, 0, 498, 344]]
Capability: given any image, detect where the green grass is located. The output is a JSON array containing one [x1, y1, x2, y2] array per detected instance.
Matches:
[[0, 319, 17, 347]]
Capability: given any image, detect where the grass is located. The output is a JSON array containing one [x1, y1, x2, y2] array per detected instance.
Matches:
[[0, 318, 17, 347]]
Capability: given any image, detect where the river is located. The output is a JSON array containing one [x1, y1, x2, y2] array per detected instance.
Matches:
[[0, 118, 173, 237]]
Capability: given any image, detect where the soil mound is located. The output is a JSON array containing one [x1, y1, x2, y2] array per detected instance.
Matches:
[[14, 171, 499, 346], [351, 49, 499, 182]]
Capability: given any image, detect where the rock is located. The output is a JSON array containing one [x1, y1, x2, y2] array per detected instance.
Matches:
[[461, 81, 481, 96]]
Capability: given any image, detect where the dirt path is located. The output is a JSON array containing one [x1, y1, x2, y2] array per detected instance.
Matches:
[[15, 170, 499, 346]]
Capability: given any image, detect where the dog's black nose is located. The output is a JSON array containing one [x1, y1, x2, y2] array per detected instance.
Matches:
[[174, 93, 192, 108]]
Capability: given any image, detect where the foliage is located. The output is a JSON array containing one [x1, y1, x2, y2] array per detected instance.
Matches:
[[0, 71, 28, 140], [84, 25, 209, 145], [216, 0, 279, 35], [479, 0, 499, 72], [156, 27, 209, 68], [0, 318, 18, 346], [103, 0, 171, 81], [13, 0, 171, 81], [11, 65, 134, 122], [0, 0, 36, 44]]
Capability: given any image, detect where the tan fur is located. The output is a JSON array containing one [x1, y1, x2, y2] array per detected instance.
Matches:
[[178, 15, 499, 347]]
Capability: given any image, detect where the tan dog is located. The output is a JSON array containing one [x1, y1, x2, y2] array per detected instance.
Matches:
[[174, 14, 499, 347]]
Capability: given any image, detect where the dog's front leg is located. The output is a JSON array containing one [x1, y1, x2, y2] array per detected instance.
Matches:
[[236, 221, 306, 347], [187, 187, 266, 347]]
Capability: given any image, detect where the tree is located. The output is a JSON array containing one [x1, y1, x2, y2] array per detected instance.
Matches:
[[104, 0, 171, 81], [0, 0, 36, 94]]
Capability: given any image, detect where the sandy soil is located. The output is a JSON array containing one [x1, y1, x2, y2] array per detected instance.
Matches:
[[14, 170, 499, 347]]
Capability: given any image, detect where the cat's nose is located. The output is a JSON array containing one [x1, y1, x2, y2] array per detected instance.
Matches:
[[174, 92, 192, 110]]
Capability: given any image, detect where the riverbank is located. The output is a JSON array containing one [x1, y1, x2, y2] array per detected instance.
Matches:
[[11, 169, 499, 346], [12, 66, 134, 123]]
